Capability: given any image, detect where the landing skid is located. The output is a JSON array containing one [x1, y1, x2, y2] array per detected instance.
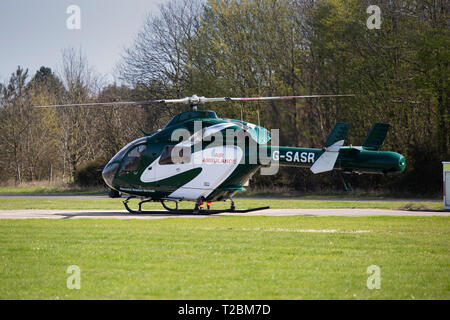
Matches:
[[122, 197, 270, 215]]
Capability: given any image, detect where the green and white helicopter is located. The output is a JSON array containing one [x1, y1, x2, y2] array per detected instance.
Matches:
[[38, 94, 406, 214]]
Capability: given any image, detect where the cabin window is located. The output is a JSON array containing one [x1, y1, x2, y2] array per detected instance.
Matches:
[[159, 145, 191, 165], [119, 144, 147, 175]]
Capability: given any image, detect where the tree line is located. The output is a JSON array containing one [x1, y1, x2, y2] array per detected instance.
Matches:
[[0, 0, 448, 195]]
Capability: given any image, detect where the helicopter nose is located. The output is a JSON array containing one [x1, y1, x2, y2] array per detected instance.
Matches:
[[102, 163, 119, 189]]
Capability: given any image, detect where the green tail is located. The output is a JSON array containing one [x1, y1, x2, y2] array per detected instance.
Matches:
[[324, 122, 350, 147], [362, 122, 390, 151]]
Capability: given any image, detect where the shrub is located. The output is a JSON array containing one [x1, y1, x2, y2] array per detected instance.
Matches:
[[74, 159, 107, 187]]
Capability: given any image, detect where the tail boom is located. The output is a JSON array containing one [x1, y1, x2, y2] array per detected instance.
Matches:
[[264, 146, 405, 174]]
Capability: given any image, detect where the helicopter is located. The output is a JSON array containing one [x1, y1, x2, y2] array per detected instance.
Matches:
[[37, 94, 406, 214]]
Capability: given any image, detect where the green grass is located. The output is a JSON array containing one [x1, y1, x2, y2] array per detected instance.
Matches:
[[0, 185, 106, 195], [0, 217, 448, 299], [0, 198, 444, 211]]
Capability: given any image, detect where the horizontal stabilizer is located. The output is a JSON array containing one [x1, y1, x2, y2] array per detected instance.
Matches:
[[324, 123, 350, 147], [363, 122, 390, 150], [310, 140, 344, 174]]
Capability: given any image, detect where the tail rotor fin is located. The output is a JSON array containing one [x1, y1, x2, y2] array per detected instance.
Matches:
[[362, 122, 390, 151], [324, 122, 350, 148], [310, 123, 349, 174]]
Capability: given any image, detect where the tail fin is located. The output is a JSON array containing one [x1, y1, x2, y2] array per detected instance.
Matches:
[[362, 122, 390, 151], [324, 122, 350, 147], [311, 123, 349, 174]]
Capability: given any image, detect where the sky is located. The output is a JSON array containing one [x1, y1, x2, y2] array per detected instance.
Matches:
[[0, 0, 168, 84]]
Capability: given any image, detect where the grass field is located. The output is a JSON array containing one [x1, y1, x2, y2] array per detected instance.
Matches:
[[0, 185, 105, 195], [0, 183, 441, 199], [0, 196, 447, 300], [0, 216, 448, 299]]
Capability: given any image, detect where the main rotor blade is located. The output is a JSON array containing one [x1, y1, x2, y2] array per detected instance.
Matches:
[[224, 94, 355, 102], [34, 94, 355, 108], [34, 100, 165, 108], [198, 94, 354, 104]]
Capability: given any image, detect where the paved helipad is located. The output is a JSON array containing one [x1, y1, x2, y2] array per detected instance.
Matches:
[[0, 208, 448, 219]]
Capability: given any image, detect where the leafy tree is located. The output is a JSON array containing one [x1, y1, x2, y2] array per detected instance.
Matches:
[[0, 66, 32, 183]]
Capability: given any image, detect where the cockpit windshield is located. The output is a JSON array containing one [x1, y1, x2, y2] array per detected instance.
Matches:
[[109, 137, 147, 164], [118, 144, 147, 176]]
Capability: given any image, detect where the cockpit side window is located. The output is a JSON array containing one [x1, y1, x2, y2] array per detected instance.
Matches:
[[159, 145, 191, 165], [118, 144, 147, 176]]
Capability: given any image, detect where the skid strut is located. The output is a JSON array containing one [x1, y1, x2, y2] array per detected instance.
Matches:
[[122, 197, 269, 215]]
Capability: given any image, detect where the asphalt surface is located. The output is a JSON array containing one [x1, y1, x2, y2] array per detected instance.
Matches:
[[0, 208, 448, 219]]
